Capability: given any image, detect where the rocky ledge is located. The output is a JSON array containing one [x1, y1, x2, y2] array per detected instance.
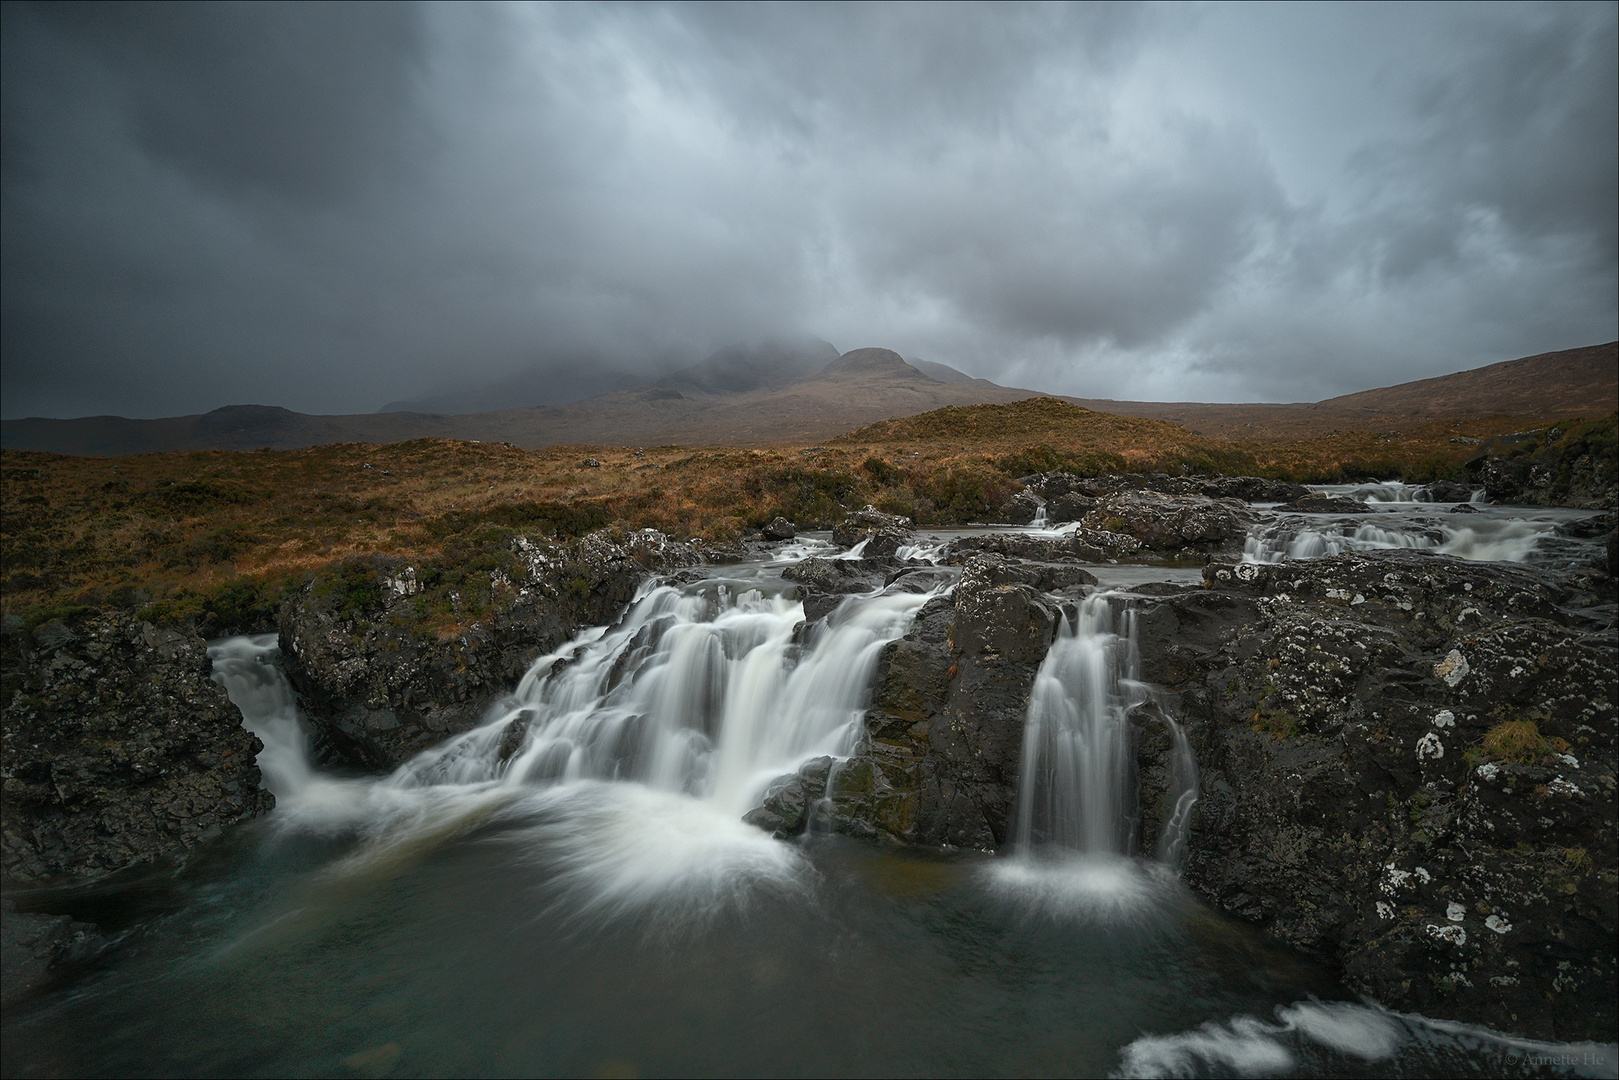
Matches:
[[278, 528, 706, 772], [797, 543, 1615, 1043], [1, 614, 271, 885]]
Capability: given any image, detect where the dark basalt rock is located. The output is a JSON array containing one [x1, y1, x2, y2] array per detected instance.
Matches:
[[780, 556, 893, 597], [997, 490, 1043, 525], [1283, 494, 1373, 514], [1133, 551, 1616, 1042], [814, 554, 1060, 849], [1019, 471, 1309, 505], [1421, 480, 1476, 503], [742, 756, 834, 838], [1045, 492, 1098, 524], [1080, 489, 1255, 551], [1, 614, 272, 885], [948, 531, 1137, 564], [832, 505, 915, 556], [278, 528, 704, 773], [761, 516, 797, 541]]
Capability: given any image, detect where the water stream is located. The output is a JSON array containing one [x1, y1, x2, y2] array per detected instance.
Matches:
[[4, 504, 1612, 1078]]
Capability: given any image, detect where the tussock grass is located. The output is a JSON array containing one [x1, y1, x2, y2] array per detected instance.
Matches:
[[2, 403, 1605, 631]]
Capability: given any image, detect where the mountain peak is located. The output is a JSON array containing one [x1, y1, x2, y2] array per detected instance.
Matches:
[[820, 347, 912, 376]]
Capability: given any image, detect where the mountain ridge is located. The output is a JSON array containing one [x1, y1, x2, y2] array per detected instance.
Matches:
[[3, 342, 1612, 456]]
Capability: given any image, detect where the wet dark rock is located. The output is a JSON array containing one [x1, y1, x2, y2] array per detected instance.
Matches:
[[742, 756, 833, 838], [1421, 480, 1475, 503], [824, 554, 1059, 849], [997, 490, 1043, 525], [948, 531, 1139, 564], [1130, 550, 1616, 1042], [761, 516, 797, 541], [883, 566, 959, 593], [1, 614, 272, 885], [1019, 471, 1308, 505], [1080, 489, 1255, 551], [832, 505, 915, 556], [780, 557, 892, 597], [1045, 492, 1098, 525], [1284, 494, 1373, 514], [1466, 429, 1617, 509], [1, 898, 110, 1006], [1555, 511, 1615, 539], [278, 528, 704, 773]]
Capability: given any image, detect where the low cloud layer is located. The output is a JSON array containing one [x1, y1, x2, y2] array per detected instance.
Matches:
[[3, 1, 1614, 418]]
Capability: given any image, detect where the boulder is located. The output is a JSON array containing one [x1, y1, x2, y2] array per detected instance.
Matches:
[[997, 490, 1043, 525], [818, 554, 1060, 849], [761, 516, 797, 541], [780, 557, 892, 597], [832, 505, 915, 556], [1, 614, 272, 885], [1421, 480, 1476, 503], [1080, 489, 1255, 551]]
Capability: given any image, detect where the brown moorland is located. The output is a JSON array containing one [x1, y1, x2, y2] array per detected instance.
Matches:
[[4, 396, 1611, 635]]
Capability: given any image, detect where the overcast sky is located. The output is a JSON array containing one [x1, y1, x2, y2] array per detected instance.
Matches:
[[3, 1, 1614, 419]]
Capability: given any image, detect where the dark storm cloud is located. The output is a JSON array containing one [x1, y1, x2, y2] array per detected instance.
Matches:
[[2, 1, 1614, 419]]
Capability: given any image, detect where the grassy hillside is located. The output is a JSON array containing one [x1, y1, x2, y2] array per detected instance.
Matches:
[[3, 404, 1609, 635]]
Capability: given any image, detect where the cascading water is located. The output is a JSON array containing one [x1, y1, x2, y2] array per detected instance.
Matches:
[[1243, 517, 1557, 564], [206, 577, 936, 909], [207, 633, 314, 801], [1012, 594, 1145, 856], [997, 592, 1200, 909]]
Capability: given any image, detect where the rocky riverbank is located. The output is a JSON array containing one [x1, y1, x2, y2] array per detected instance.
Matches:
[[1, 613, 272, 885], [799, 520, 1616, 1041]]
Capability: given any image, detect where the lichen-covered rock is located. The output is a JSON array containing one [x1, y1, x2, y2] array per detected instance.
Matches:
[[761, 516, 797, 541], [948, 531, 1137, 564], [1080, 489, 1255, 551], [780, 556, 893, 598], [831, 505, 914, 556], [997, 490, 1043, 525], [1, 614, 271, 884], [1134, 550, 1616, 1042], [277, 528, 702, 772]]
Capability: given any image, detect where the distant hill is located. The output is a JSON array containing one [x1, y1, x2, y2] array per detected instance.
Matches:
[[1065, 341, 1618, 438], [4, 341, 1613, 455]]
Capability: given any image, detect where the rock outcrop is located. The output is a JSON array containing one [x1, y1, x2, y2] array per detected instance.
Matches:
[[1079, 489, 1254, 552], [790, 555, 1079, 848], [831, 505, 915, 556], [1133, 551, 1616, 1042], [1, 614, 271, 885], [277, 528, 703, 772], [1019, 471, 1309, 506]]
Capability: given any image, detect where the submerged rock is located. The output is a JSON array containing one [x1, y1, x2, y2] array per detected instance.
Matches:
[[0, 614, 272, 884]]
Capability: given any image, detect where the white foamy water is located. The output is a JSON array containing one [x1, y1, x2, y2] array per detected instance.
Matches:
[[1114, 1000, 1618, 1079], [995, 593, 1199, 914], [1243, 517, 1557, 564], [209, 579, 936, 908]]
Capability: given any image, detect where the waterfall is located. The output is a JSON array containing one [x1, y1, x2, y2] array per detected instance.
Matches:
[[1030, 497, 1048, 529], [393, 581, 931, 816], [1010, 593, 1198, 865], [1242, 518, 1555, 564], [207, 633, 313, 801]]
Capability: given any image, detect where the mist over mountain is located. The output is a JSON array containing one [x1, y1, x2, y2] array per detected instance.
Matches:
[[3, 342, 1611, 458]]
